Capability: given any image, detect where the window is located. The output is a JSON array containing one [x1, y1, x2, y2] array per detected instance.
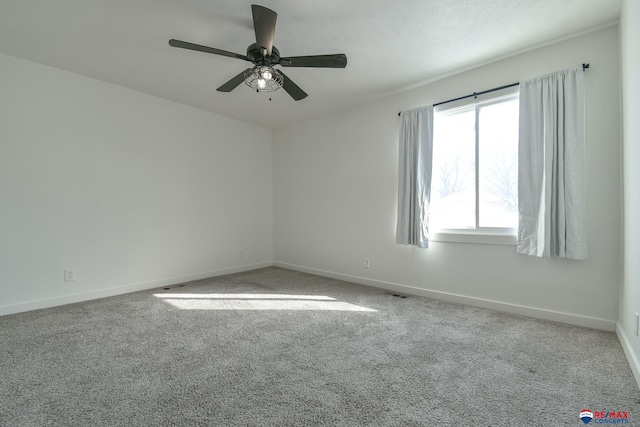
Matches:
[[430, 87, 519, 244]]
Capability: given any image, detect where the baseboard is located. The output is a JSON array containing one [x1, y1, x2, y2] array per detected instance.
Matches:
[[4, 260, 618, 333], [617, 323, 640, 390], [274, 261, 617, 331], [0, 261, 273, 316]]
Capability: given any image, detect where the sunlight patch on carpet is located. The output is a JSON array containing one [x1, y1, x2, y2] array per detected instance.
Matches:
[[153, 293, 377, 311]]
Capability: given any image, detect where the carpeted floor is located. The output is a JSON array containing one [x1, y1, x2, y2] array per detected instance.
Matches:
[[1, 267, 638, 426]]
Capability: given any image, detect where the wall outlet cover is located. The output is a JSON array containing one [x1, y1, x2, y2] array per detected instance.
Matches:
[[64, 269, 76, 282]]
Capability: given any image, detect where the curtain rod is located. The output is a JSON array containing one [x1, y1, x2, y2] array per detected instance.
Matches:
[[398, 63, 590, 116]]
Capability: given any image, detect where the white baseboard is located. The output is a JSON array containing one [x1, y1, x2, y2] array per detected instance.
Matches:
[[274, 261, 617, 331], [0, 261, 273, 316], [617, 323, 640, 390], [3, 260, 618, 334]]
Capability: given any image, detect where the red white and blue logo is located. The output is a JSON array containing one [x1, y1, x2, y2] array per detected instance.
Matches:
[[580, 409, 629, 424], [580, 409, 594, 424]]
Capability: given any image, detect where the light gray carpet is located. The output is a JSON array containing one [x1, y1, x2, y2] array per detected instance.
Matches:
[[1, 267, 638, 426]]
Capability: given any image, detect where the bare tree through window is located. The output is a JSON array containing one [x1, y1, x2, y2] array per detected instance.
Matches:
[[438, 155, 470, 198]]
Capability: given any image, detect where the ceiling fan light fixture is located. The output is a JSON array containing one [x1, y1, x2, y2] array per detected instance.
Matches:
[[244, 65, 282, 93]]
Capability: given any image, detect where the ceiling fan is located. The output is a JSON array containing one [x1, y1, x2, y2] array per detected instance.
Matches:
[[169, 4, 347, 101]]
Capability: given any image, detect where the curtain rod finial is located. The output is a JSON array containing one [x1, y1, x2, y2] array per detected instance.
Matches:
[[582, 63, 590, 71]]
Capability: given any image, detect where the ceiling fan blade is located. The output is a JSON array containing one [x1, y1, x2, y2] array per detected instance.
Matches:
[[217, 69, 252, 92], [251, 5, 277, 56], [278, 71, 308, 101], [169, 39, 249, 61], [279, 54, 347, 68]]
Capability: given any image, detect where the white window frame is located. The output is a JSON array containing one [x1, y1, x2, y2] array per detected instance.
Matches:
[[430, 86, 519, 246]]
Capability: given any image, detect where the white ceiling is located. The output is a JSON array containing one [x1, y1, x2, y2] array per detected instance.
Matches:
[[0, 0, 622, 129]]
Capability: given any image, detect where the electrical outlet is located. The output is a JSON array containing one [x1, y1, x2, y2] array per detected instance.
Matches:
[[64, 269, 76, 282], [363, 258, 370, 269], [635, 312, 639, 337], [238, 248, 244, 258]]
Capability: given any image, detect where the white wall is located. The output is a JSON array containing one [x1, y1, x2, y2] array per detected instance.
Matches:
[[618, 0, 640, 386], [274, 26, 621, 330], [0, 53, 273, 315]]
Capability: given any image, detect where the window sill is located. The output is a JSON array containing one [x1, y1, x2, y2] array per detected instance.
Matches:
[[430, 231, 517, 246]]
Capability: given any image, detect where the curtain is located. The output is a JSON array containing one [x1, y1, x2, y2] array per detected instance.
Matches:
[[396, 106, 434, 248], [517, 67, 587, 259]]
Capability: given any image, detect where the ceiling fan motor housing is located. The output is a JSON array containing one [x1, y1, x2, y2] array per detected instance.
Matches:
[[246, 43, 280, 65]]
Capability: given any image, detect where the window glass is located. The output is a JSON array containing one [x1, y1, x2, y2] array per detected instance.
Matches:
[[478, 97, 519, 228], [431, 106, 475, 229], [431, 90, 519, 233]]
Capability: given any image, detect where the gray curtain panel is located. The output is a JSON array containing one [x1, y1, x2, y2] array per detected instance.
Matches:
[[396, 106, 434, 248], [517, 67, 587, 259]]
